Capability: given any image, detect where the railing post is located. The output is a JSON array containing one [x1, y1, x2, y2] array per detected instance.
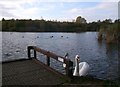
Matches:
[[66, 60, 73, 78], [28, 46, 31, 59], [46, 56, 50, 66], [28, 46, 74, 79], [34, 50, 36, 59]]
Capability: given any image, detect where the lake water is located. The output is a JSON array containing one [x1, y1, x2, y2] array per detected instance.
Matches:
[[2, 32, 119, 80]]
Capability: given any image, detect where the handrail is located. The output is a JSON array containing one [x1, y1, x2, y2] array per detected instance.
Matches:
[[27, 46, 73, 78]]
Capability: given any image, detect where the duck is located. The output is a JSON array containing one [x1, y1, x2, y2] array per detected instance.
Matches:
[[73, 55, 90, 76], [50, 36, 53, 38]]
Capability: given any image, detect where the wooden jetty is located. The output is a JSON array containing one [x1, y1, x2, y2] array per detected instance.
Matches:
[[2, 46, 73, 85]]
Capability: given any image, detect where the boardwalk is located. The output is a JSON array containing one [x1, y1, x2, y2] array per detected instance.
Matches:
[[2, 59, 64, 85], [2, 46, 73, 86]]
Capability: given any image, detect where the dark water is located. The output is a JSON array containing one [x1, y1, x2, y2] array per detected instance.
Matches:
[[2, 32, 118, 80]]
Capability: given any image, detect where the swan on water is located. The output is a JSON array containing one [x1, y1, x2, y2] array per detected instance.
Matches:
[[73, 55, 90, 76]]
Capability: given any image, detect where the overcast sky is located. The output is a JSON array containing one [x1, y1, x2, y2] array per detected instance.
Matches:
[[0, 0, 119, 22]]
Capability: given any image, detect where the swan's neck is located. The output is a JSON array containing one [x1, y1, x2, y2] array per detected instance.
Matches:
[[75, 60, 79, 73]]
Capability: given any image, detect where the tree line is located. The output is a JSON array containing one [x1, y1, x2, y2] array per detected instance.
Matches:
[[1, 17, 119, 33]]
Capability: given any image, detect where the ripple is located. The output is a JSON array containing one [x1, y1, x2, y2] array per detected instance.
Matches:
[[4, 53, 12, 57], [15, 49, 20, 53], [22, 36, 24, 38]]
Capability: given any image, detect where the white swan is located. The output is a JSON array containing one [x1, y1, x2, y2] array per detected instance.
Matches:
[[73, 55, 90, 76]]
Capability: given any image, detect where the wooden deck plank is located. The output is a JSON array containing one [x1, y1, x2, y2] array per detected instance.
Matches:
[[2, 59, 63, 85]]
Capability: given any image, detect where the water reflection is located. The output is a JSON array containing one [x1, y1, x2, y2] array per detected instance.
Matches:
[[106, 43, 118, 80]]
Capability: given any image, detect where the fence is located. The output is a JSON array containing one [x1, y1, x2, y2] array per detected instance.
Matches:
[[27, 46, 73, 78]]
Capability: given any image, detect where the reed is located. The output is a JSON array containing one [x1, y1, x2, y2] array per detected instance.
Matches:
[[98, 23, 118, 44]]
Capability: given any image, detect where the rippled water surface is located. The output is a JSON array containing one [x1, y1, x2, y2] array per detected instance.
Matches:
[[2, 32, 118, 80]]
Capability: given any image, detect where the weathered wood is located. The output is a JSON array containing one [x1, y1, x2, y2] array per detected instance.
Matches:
[[46, 56, 50, 66], [27, 46, 73, 78], [34, 50, 36, 59], [2, 58, 30, 64], [2, 59, 63, 85], [28, 46, 31, 59], [66, 60, 73, 78]]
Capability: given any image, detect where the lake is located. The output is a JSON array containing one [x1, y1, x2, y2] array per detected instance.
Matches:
[[2, 32, 119, 80]]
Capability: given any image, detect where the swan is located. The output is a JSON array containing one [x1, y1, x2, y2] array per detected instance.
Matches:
[[73, 55, 90, 76]]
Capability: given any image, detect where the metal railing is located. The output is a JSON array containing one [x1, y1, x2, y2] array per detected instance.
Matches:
[[27, 46, 73, 78]]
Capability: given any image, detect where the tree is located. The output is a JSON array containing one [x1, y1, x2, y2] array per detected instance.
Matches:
[[97, 20, 101, 23], [76, 16, 87, 24], [103, 19, 112, 23], [2, 18, 5, 21]]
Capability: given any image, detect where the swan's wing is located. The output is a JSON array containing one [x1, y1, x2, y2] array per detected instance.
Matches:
[[79, 62, 90, 76]]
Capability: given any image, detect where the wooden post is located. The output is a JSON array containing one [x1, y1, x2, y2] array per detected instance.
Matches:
[[66, 60, 73, 78], [28, 46, 31, 59], [46, 56, 50, 66], [34, 50, 36, 59], [28, 46, 74, 79]]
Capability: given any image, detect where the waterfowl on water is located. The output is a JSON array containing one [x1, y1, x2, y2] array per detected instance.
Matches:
[[50, 36, 53, 38]]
